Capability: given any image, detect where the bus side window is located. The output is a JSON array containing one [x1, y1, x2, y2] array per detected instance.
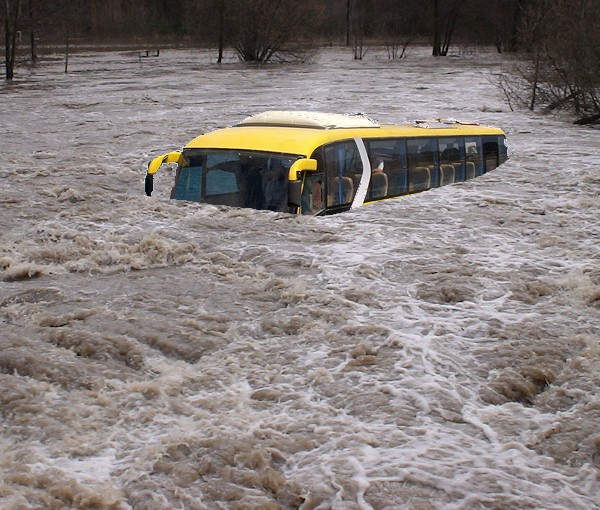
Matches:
[[437, 137, 464, 185], [324, 141, 361, 208], [464, 137, 484, 178], [482, 136, 500, 172], [407, 138, 436, 192], [498, 135, 508, 165], [365, 139, 407, 200], [390, 140, 408, 195]]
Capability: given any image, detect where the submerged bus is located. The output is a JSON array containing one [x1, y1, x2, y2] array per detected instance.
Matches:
[[145, 111, 508, 215]]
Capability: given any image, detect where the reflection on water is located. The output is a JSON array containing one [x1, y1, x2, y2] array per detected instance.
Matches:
[[1, 47, 600, 509]]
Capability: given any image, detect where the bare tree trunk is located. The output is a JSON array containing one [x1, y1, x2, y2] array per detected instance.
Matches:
[[216, 0, 224, 63], [441, 2, 462, 55], [4, 4, 9, 78], [28, 0, 35, 62], [353, 33, 365, 59], [529, 51, 540, 110], [64, 25, 69, 73], [5, 0, 21, 80], [346, 0, 351, 46], [432, 0, 441, 56], [509, 0, 530, 51], [432, 0, 465, 56]]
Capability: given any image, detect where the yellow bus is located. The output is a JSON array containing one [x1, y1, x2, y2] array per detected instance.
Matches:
[[145, 111, 508, 215]]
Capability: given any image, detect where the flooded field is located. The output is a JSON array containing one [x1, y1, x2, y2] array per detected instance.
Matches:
[[1, 46, 600, 509]]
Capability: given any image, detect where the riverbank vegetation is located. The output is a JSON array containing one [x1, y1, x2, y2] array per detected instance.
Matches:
[[3, 0, 600, 122]]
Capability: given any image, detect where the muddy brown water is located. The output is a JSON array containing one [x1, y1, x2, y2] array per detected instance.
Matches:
[[1, 47, 600, 509]]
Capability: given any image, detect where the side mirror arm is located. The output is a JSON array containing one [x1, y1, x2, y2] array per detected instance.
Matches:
[[145, 151, 184, 197]]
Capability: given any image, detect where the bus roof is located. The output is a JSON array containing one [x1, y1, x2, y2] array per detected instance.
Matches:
[[236, 111, 381, 129], [184, 111, 505, 157]]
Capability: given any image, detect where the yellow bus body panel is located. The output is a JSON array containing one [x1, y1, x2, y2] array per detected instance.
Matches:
[[184, 124, 505, 158]]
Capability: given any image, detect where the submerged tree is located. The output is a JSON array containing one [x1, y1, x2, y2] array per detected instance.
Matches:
[[432, 0, 466, 56], [215, 0, 225, 62], [224, 0, 322, 62], [349, 0, 370, 59], [381, 0, 416, 59], [4, 0, 21, 79], [501, 0, 600, 122], [27, 0, 36, 62]]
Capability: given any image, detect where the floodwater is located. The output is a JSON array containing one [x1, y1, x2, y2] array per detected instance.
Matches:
[[1, 46, 600, 509]]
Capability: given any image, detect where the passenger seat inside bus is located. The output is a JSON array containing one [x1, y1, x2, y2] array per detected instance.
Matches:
[[409, 166, 430, 192], [370, 171, 388, 198], [440, 164, 455, 186], [328, 176, 354, 205], [465, 161, 476, 179], [370, 157, 388, 198]]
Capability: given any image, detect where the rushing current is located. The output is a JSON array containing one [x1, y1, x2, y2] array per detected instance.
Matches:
[[1, 46, 600, 509]]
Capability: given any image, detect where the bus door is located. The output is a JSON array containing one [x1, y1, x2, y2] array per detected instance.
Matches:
[[322, 139, 369, 212]]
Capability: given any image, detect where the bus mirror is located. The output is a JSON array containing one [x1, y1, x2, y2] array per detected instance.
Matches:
[[288, 179, 302, 208], [147, 151, 183, 175], [288, 158, 317, 181], [145, 173, 154, 196]]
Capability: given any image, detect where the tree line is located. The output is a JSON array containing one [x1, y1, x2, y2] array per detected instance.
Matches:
[[3, 0, 600, 122], [1, 0, 528, 69]]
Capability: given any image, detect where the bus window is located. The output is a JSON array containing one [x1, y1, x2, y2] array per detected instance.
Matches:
[[482, 136, 500, 173], [324, 141, 361, 208], [261, 158, 294, 212], [438, 137, 465, 184], [498, 136, 508, 165], [366, 139, 407, 200], [301, 171, 325, 215], [407, 138, 437, 192], [390, 140, 408, 195], [172, 150, 297, 211], [205, 152, 263, 208], [205, 169, 238, 196], [464, 137, 484, 178], [173, 165, 202, 201]]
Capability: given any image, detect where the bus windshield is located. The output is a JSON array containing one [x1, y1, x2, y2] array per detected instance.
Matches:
[[173, 149, 299, 212]]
